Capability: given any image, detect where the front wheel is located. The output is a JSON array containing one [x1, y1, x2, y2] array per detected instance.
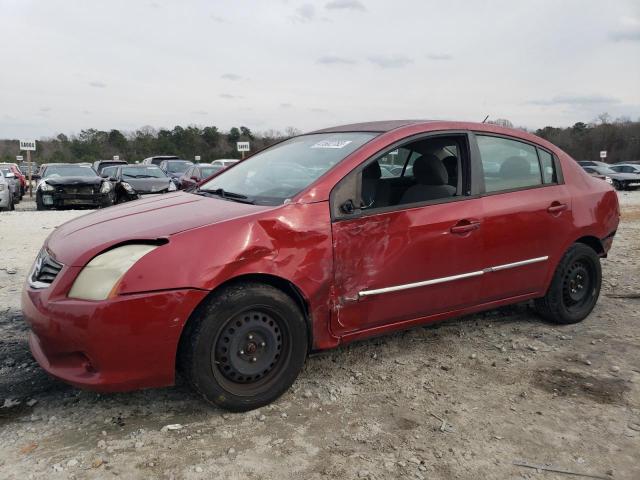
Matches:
[[179, 283, 308, 411], [534, 243, 601, 324]]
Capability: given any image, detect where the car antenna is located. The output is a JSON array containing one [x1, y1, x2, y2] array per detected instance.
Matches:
[[482, 115, 489, 123]]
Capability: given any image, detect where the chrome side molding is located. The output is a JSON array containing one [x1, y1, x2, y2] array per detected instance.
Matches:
[[358, 256, 549, 298]]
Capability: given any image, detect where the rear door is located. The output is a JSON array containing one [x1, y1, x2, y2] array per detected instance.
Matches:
[[472, 134, 574, 302]]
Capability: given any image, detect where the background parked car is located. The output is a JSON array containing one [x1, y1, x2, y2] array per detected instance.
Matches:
[[211, 159, 239, 169], [610, 163, 640, 175], [0, 166, 21, 204], [142, 155, 181, 166], [159, 159, 193, 186], [179, 163, 223, 190], [0, 163, 26, 197], [92, 159, 128, 175], [577, 160, 609, 168], [36, 163, 115, 210], [102, 164, 177, 203], [582, 165, 640, 190], [0, 169, 15, 211]]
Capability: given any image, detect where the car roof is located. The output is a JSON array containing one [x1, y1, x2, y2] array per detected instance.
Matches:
[[309, 120, 437, 133]]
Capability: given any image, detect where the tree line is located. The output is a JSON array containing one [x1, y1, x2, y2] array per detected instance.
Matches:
[[1, 116, 639, 165], [0, 125, 301, 165], [534, 115, 640, 163]]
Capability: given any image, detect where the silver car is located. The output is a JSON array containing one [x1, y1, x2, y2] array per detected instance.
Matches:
[[0, 167, 19, 206], [0, 169, 15, 211]]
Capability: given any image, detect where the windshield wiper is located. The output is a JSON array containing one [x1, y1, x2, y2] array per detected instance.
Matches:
[[196, 187, 255, 204]]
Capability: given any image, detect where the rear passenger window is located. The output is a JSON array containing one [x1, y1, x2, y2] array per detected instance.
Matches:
[[537, 149, 556, 184], [477, 136, 542, 193]]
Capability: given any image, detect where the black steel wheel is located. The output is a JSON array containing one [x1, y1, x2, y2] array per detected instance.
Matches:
[[179, 282, 308, 411], [535, 243, 601, 324], [213, 309, 288, 395]]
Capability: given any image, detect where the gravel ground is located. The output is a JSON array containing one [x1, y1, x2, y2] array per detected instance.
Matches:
[[0, 194, 639, 480]]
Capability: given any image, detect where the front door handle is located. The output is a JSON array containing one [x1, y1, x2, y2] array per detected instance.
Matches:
[[547, 202, 568, 214], [450, 219, 481, 235]]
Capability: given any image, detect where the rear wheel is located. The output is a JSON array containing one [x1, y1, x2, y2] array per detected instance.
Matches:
[[179, 283, 308, 411], [534, 243, 601, 324]]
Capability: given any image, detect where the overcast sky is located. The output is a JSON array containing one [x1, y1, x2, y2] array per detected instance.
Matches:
[[1, 0, 639, 139]]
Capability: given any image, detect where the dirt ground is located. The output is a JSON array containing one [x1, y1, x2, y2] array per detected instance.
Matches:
[[1, 193, 639, 480]]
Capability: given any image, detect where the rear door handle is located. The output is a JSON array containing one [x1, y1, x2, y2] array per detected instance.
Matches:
[[547, 202, 568, 214], [450, 220, 481, 234]]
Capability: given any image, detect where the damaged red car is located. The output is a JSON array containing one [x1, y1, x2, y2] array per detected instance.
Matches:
[[22, 120, 620, 411]]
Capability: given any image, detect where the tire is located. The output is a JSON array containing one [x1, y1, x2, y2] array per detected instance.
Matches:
[[36, 195, 48, 211], [534, 243, 601, 324], [612, 180, 623, 191], [178, 282, 308, 411]]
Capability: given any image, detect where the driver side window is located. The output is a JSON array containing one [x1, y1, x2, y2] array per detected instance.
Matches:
[[357, 135, 465, 211]]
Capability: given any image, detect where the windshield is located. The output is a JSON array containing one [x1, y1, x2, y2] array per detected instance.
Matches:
[[165, 161, 192, 173], [43, 166, 96, 178], [199, 132, 376, 204], [122, 166, 167, 179], [199, 165, 222, 177], [101, 166, 118, 177]]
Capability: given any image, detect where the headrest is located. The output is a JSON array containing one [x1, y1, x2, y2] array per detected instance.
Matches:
[[363, 161, 382, 180], [500, 156, 531, 178], [413, 154, 448, 185]]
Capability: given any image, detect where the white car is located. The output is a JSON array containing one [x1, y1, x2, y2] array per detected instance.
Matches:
[[211, 159, 239, 169], [0, 169, 15, 211]]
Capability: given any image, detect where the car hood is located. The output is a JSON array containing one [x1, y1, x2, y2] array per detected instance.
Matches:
[[123, 177, 171, 191], [44, 176, 103, 186], [47, 192, 274, 266]]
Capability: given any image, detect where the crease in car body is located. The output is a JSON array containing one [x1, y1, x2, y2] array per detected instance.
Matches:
[[22, 120, 619, 411]]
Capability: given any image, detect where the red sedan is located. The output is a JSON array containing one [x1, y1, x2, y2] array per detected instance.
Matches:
[[22, 120, 619, 411]]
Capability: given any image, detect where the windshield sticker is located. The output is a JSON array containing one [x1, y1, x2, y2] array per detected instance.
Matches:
[[311, 140, 353, 149]]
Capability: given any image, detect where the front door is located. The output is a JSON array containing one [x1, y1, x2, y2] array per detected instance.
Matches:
[[330, 133, 485, 335]]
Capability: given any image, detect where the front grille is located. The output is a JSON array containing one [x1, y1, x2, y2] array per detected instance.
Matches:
[[58, 185, 95, 195], [30, 249, 63, 288]]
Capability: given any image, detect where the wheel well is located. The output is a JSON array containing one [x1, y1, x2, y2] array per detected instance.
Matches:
[[575, 235, 604, 256], [177, 274, 313, 369]]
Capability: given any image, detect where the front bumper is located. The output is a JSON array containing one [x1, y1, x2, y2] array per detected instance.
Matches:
[[22, 281, 208, 391], [40, 191, 114, 208]]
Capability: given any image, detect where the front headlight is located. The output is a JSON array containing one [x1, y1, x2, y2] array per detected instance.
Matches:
[[100, 181, 112, 193], [68, 244, 158, 300], [39, 181, 54, 192], [605, 176, 613, 184], [121, 182, 135, 193], [168, 182, 177, 191]]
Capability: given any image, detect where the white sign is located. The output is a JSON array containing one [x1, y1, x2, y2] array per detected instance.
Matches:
[[19, 139, 36, 151], [599, 151, 607, 159], [237, 142, 250, 152], [16, 155, 23, 162], [195, 155, 201, 161], [113, 155, 120, 161]]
